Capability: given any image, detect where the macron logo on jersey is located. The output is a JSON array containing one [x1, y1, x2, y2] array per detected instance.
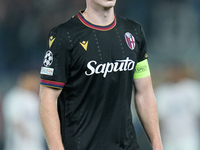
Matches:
[[80, 41, 89, 51], [85, 57, 135, 78]]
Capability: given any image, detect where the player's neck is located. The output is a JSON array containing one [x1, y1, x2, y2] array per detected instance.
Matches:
[[82, 7, 115, 26]]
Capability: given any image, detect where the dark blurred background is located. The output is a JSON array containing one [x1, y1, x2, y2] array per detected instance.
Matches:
[[0, 0, 200, 150]]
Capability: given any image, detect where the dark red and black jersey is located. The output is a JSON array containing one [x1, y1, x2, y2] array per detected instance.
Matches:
[[40, 11, 148, 150]]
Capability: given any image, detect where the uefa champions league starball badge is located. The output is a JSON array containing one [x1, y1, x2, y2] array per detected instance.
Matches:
[[43, 50, 53, 67]]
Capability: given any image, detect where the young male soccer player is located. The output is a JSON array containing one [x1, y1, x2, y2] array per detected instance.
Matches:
[[39, 0, 163, 150]]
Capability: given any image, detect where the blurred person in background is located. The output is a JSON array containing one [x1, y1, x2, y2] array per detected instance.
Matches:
[[0, 93, 4, 149], [155, 60, 200, 150], [2, 69, 45, 150]]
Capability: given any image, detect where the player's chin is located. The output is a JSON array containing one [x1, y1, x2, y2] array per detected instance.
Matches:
[[103, 0, 116, 8], [103, 3, 116, 9]]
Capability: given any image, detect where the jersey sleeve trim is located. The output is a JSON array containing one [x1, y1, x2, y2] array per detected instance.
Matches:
[[40, 79, 65, 89], [134, 59, 150, 79]]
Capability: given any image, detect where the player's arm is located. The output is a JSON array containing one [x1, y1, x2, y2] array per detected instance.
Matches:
[[133, 59, 163, 150], [39, 85, 64, 150], [134, 76, 162, 150]]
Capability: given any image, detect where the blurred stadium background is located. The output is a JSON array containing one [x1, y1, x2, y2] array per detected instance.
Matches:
[[0, 0, 200, 150]]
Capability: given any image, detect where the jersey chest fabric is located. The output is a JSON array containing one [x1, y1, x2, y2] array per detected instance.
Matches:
[[41, 13, 147, 150]]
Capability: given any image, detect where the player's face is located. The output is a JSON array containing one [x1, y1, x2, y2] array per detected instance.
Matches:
[[87, 0, 116, 9]]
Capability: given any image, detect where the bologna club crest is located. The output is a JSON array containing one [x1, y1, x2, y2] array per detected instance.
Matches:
[[124, 32, 135, 50]]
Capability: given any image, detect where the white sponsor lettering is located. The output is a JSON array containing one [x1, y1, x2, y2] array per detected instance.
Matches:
[[85, 57, 135, 78]]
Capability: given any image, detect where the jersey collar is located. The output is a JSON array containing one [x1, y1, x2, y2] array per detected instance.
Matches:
[[77, 11, 116, 31]]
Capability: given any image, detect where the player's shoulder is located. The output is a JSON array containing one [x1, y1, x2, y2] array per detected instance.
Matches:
[[49, 15, 80, 35], [48, 15, 83, 49], [116, 15, 142, 29]]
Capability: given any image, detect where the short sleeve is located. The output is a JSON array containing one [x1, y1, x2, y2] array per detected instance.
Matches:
[[40, 26, 70, 89], [133, 25, 150, 79]]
